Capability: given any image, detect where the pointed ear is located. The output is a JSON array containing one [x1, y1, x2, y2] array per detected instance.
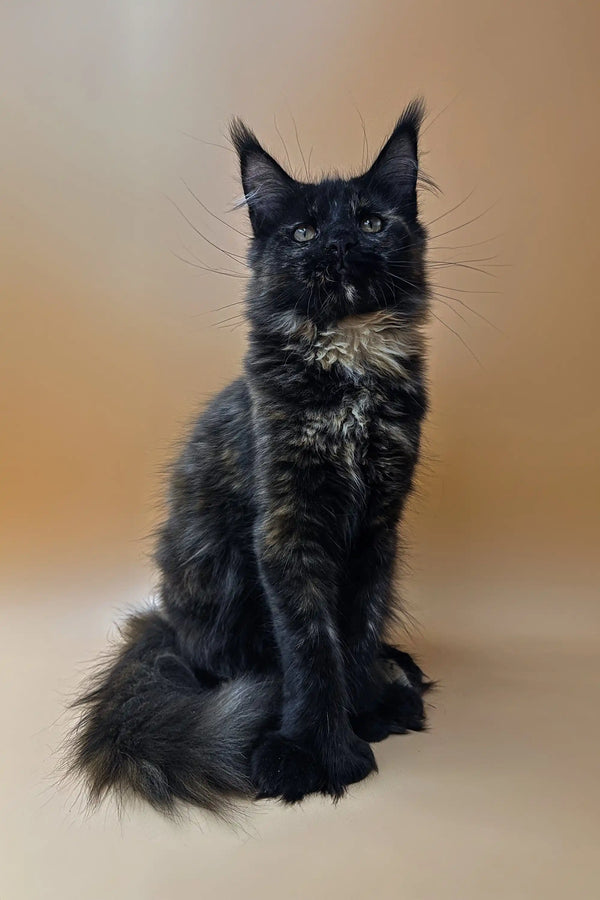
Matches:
[[230, 118, 296, 234], [364, 99, 425, 217]]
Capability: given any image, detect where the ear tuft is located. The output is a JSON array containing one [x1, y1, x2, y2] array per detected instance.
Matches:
[[229, 117, 262, 162], [364, 98, 426, 216], [229, 118, 296, 233], [392, 98, 426, 153]]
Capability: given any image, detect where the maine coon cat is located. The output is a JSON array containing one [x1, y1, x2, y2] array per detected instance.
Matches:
[[68, 100, 432, 817]]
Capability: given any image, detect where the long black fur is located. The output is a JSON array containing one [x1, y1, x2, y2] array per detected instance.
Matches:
[[67, 101, 433, 817]]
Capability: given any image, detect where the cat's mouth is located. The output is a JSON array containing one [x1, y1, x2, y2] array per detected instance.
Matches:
[[318, 272, 362, 314], [321, 260, 359, 285], [312, 259, 376, 312]]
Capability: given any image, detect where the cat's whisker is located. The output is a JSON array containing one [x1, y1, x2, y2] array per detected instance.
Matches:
[[421, 92, 462, 135], [289, 111, 310, 180], [180, 238, 249, 272], [430, 259, 508, 270], [429, 254, 501, 265], [430, 232, 503, 252], [428, 261, 497, 278], [180, 177, 252, 239], [190, 300, 247, 319], [432, 290, 503, 332], [424, 190, 476, 229], [171, 248, 247, 278], [417, 170, 441, 196], [382, 268, 497, 333], [350, 102, 370, 169], [432, 297, 470, 326], [178, 131, 235, 153], [274, 115, 294, 173], [166, 196, 249, 267], [433, 283, 500, 295], [429, 201, 498, 241], [430, 310, 484, 368], [212, 312, 246, 327]]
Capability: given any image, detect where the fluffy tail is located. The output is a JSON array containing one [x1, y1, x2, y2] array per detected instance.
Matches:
[[66, 609, 278, 819]]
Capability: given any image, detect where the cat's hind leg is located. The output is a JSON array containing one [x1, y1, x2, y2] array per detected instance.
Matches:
[[350, 644, 434, 743]]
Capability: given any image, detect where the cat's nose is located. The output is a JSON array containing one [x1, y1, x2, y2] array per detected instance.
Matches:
[[327, 239, 356, 260]]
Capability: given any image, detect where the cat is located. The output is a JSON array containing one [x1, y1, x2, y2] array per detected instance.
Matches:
[[67, 100, 432, 819]]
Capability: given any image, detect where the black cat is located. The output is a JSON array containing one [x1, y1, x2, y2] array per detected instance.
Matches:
[[68, 101, 432, 818]]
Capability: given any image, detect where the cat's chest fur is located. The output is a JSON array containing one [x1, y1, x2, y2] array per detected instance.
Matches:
[[296, 311, 420, 465], [299, 390, 372, 462], [304, 310, 418, 381]]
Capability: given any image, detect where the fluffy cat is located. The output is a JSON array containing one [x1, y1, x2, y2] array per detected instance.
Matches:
[[67, 100, 432, 818]]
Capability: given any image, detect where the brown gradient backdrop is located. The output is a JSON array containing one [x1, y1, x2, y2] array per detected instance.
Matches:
[[1, 2, 599, 898]]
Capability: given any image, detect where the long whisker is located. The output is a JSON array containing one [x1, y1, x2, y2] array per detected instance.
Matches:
[[430, 233, 503, 252], [180, 178, 251, 239], [191, 300, 246, 318], [433, 283, 500, 295], [385, 254, 497, 279], [166, 195, 248, 267], [351, 101, 370, 169], [425, 190, 476, 229], [386, 256, 503, 279], [417, 169, 442, 196], [429, 202, 498, 241], [289, 111, 309, 180], [274, 115, 293, 173], [428, 261, 496, 278], [421, 93, 462, 135], [430, 254, 501, 265], [211, 311, 247, 327], [178, 131, 234, 153], [433, 297, 470, 326], [385, 268, 500, 332], [430, 310, 483, 368], [170, 249, 246, 278], [433, 289, 503, 332], [178, 240, 248, 275]]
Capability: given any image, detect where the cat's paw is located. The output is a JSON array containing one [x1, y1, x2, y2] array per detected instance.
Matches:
[[351, 646, 432, 743], [379, 644, 433, 694], [251, 732, 325, 803], [352, 681, 426, 742], [323, 733, 377, 798], [251, 731, 377, 803]]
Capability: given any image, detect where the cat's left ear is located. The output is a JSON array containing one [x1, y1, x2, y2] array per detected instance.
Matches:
[[230, 118, 296, 234], [363, 99, 425, 218]]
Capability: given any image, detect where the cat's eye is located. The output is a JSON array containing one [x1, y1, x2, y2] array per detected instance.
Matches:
[[360, 214, 383, 234], [293, 224, 317, 243]]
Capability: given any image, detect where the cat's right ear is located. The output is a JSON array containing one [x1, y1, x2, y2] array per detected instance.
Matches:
[[363, 99, 425, 220], [230, 118, 296, 234]]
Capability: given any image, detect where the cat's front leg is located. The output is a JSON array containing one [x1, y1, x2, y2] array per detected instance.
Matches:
[[250, 456, 376, 803], [341, 523, 429, 742]]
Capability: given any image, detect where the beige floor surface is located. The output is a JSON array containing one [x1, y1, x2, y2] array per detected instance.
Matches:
[[3, 569, 598, 900]]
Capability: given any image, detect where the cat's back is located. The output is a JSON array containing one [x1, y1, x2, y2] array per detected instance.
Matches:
[[190, 377, 252, 445], [169, 377, 255, 511]]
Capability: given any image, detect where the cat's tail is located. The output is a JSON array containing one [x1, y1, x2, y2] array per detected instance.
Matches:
[[65, 608, 278, 819]]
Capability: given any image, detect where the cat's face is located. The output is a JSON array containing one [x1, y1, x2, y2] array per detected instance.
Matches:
[[232, 102, 428, 329]]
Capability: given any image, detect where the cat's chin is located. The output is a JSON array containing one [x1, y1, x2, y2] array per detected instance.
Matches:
[[324, 276, 361, 311], [341, 281, 360, 304]]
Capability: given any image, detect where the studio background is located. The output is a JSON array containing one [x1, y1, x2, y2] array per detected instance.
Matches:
[[1, 1, 599, 898]]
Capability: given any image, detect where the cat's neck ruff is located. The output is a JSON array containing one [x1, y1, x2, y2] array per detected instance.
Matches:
[[288, 310, 425, 379]]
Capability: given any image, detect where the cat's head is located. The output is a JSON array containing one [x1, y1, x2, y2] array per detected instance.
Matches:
[[231, 101, 428, 330]]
